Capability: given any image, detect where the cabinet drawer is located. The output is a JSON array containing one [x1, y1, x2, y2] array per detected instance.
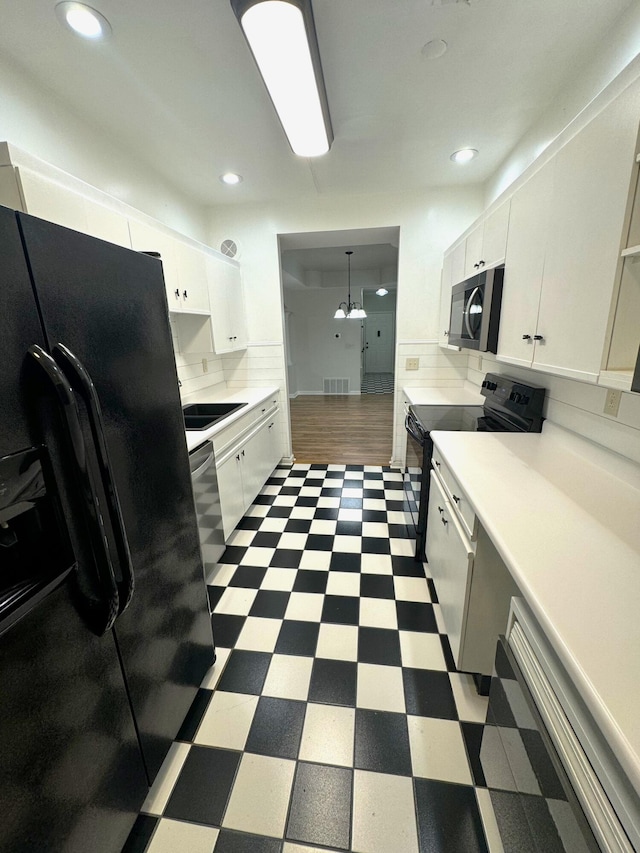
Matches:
[[431, 447, 477, 541], [213, 397, 279, 457]]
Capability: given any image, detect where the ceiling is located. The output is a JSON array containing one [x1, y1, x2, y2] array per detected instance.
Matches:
[[0, 0, 634, 208]]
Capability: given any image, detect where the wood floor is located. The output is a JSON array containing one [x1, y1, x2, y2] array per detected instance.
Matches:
[[290, 394, 394, 465]]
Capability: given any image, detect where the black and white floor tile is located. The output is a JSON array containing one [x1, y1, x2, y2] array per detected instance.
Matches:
[[360, 373, 394, 394], [124, 464, 503, 853]]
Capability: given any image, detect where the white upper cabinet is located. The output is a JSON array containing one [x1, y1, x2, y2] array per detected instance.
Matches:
[[175, 241, 210, 314], [463, 200, 510, 279], [206, 255, 247, 354], [129, 218, 183, 311], [497, 161, 555, 369], [534, 89, 637, 383], [450, 239, 466, 286], [438, 250, 460, 350]]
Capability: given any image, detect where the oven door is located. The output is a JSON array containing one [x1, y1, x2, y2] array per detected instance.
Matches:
[[404, 411, 424, 533]]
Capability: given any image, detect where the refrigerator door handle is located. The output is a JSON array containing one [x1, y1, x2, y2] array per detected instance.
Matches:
[[28, 345, 120, 633], [53, 343, 135, 616]]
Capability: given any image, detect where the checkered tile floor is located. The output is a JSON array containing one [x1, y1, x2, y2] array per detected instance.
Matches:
[[361, 373, 394, 394], [124, 465, 501, 853]]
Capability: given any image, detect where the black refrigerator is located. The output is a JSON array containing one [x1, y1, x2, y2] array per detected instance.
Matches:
[[0, 205, 215, 852]]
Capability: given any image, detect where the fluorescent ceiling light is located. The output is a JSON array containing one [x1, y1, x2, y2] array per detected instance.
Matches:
[[231, 0, 333, 157], [450, 148, 478, 164], [55, 2, 111, 39], [220, 172, 243, 185], [376, 288, 389, 296]]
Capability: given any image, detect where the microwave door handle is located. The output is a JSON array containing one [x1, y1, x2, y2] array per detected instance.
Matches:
[[28, 345, 120, 634], [464, 286, 481, 339], [53, 343, 135, 617]]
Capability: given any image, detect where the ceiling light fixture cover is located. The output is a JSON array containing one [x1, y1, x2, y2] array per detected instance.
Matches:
[[376, 288, 389, 296], [230, 0, 333, 157], [450, 148, 478, 163], [220, 172, 243, 185], [55, 2, 112, 39], [334, 251, 367, 320]]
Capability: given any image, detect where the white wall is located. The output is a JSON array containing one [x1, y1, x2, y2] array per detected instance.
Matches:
[[485, 3, 640, 205], [0, 53, 207, 241], [207, 187, 484, 462], [285, 288, 362, 395]]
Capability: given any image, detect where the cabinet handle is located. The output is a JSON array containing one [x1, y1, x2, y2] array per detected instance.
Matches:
[[533, 334, 544, 341], [269, 423, 274, 429], [241, 449, 245, 457], [183, 290, 188, 299], [473, 263, 479, 269], [235, 454, 240, 461], [434, 460, 441, 468], [174, 289, 180, 298], [443, 330, 449, 336], [262, 408, 266, 413], [522, 334, 531, 340], [438, 505, 444, 514], [233, 336, 237, 340], [441, 516, 448, 526], [452, 494, 460, 503], [479, 260, 485, 267], [229, 336, 233, 340]]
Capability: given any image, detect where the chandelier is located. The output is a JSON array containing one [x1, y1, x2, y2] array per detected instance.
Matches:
[[334, 251, 367, 319]]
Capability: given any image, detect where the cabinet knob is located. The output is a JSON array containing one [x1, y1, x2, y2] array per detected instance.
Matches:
[[183, 290, 188, 299], [533, 334, 544, 341], [438, 505, 444, 514], [262, 408, 266, 413], [236, 454, 240, 461], [441, 517, 448, 526], [241, 449, 245, 457], [229, 336, 233, 340], [452, 494, 460, 503], [479, 260, 485, 267], [473, 263, 479, 269], [522, 334, 531, 340], [174, 289, 180, 298], [434, 460, 441, 468], [444, 330, 449, 336]]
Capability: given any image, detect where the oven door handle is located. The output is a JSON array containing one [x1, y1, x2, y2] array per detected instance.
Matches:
[[463, 285, 481, 339], [405, 413, 424, 446]]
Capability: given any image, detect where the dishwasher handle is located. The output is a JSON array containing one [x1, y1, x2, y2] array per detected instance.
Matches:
[[190, 441, 215, 481]]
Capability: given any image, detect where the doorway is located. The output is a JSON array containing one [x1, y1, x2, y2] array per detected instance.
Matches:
[[278, 227, 399, 464]]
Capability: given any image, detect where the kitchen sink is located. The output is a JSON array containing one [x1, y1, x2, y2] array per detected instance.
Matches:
[[183, 402, 247, 430]]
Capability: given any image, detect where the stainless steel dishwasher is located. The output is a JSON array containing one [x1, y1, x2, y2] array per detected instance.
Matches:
[[189, 440, 225, 574]]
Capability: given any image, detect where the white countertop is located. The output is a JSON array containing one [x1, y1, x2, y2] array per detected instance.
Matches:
[[182, 385, 279, 453], [402, 384, 484, 407], [430, 425, 640, 796]]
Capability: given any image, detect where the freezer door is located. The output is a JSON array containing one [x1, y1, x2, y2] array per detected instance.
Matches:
[[0, 582, 148, 853], [17, 212, 214, 782]]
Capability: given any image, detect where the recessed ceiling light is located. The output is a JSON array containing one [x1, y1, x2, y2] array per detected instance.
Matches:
[[55, 2, 111, 40], [450, 148, 478, 164], [421, 39, 448, 60], [376, 288, 389, 296], [220, 172, 243, 185]]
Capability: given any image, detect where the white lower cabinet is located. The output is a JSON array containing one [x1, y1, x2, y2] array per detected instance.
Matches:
[[426, 464, 521, 677], [216, 402, 281, 540]]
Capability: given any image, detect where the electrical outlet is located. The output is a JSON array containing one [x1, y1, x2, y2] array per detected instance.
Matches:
[[603, 388, 621, 417], [202, 358, 208, 374], [406, 357, 419, 371]]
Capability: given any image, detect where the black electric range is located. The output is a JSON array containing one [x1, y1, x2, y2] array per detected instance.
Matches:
[[404, 373, 546, 561]]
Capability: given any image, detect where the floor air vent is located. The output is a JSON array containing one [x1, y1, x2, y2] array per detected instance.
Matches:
[[323, 378, 350, 394]]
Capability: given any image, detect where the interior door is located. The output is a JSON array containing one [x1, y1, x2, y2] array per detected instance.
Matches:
[[364, 312, 395, 373]]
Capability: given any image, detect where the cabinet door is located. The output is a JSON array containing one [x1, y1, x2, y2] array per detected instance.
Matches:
[[206, 255, 233, 353], [439, 252, 454, 348], [464, 223, 484, 279], [426, 472, 473, 667], [217, 452, 245, 541], [266, 411, 282, 472], [227, 264, 247, 350], [241, 421, 273, 511], [482, 199, 510, 268], [129, 219, 182, 312], [535, 90, 638, 382], [83, 199, 131, 248], [450, 240, 466, 286], [176, 242, 210, 314], [497, 161, 555, 368]]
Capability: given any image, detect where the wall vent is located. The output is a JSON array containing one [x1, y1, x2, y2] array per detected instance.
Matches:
[[220, 238, 238, 258], [323, 378, 350, 395]]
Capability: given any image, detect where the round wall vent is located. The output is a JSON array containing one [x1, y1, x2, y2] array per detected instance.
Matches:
[[220, 239, 239, 259]]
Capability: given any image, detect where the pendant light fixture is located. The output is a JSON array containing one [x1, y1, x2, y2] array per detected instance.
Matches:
[[230, 0, 333, 157], [334, 251, 367, 319]]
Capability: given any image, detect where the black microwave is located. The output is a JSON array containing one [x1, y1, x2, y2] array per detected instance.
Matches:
[[449, 266, 504, 353]]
